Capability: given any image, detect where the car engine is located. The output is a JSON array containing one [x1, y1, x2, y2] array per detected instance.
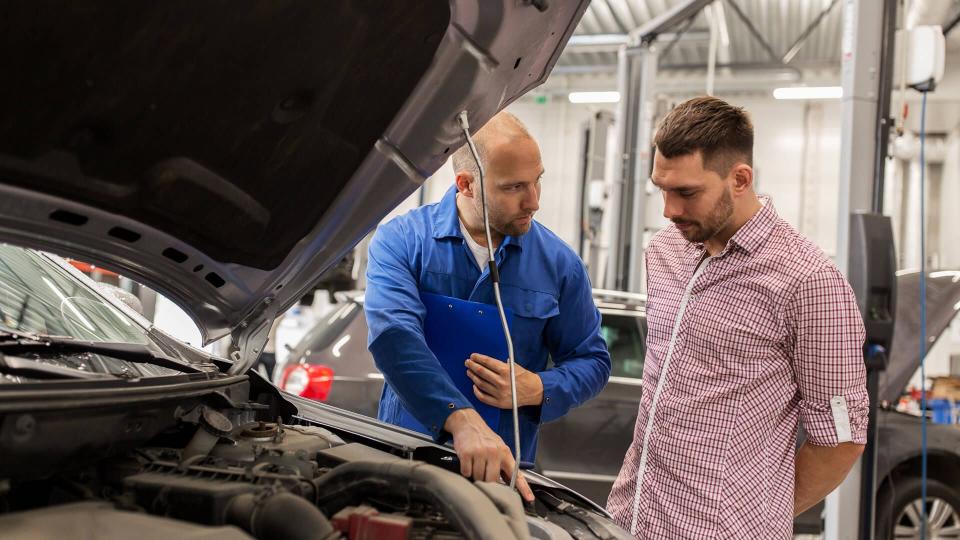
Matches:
[[0, 391, 624, 540]]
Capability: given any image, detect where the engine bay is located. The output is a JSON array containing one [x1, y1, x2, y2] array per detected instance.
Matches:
[[0, 377, 627, 540]]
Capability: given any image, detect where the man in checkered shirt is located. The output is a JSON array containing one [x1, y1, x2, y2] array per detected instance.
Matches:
[[606, 96, 868, 538]]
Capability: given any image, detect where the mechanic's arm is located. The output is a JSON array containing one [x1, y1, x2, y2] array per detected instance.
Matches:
[[794, 441, 864, 516], [365, 223, 532, 500], [788, 265, 869, 517], [468, 261, 610, 420], [366, 222, 467, 435], [539, 262, 611, 422]]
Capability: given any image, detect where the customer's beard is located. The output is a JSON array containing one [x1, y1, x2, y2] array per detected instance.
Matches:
[[675, 188, 734, 243]]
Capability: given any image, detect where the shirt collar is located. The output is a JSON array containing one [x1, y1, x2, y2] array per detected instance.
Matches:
[[727, 196, 777, 255], [432, 185, 524, 251], [687, 195, 778, 257], [432, 186, 462, 240]]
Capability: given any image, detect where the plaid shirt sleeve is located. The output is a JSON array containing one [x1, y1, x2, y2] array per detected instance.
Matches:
[[786, 264, 869, 446]]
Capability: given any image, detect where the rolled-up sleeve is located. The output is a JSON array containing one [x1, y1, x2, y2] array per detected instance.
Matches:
[[538, 260, 612, 423], [365, 220, 472, 439], [787, 265, 869, 446]]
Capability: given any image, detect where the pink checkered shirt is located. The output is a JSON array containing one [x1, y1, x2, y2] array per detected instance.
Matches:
[[606, 199, 868, 538]]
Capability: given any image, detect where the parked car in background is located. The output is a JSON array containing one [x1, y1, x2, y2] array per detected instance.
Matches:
[[280, 272, 960, 537]]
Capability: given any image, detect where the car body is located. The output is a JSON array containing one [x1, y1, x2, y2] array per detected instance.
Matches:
[[281, 272, 960, 536], [0, 2, 637, 538]]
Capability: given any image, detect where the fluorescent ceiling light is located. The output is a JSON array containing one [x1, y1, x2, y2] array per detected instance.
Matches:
[[773, 86, 843, 100], [568, 91, 620, 104], [566, 34, 629, 47]]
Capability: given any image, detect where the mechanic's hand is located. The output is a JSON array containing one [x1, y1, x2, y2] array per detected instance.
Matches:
[[444, 408, 534, 502], [465, 353, 544, 408]]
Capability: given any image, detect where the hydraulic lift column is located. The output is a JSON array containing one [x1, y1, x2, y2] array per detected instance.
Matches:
[[604, 0, 714, 292], [829, 0, 899, 538]]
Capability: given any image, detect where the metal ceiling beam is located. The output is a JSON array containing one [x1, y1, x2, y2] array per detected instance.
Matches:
[[552, 59, 837, 75], [565, 30, 711, 53], [725, 0, 782, 64], [552, 64, 620, 75], [945, 3, 960, 37], [628, 0, 715, 44], [660, 60, 819, 72], [782, 0, 842, 64], [659, 14, 699, 59]]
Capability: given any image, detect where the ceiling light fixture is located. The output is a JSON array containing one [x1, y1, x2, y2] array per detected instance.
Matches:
[[568, 91, 620, 104], [772, 86, 843, 100]]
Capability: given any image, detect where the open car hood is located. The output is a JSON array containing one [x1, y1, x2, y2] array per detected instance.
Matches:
[[0, 1, 588, 370], [879, 270, 960, 403]]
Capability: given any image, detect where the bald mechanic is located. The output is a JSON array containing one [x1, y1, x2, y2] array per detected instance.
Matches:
[[364, 112, 611, 501], [606, 97, 868, 538]]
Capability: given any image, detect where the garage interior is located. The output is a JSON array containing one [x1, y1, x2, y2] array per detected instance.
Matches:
[[11, 0, 960, 539]]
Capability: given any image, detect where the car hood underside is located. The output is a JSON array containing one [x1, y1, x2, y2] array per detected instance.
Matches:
[[0, 0, 588, 370]]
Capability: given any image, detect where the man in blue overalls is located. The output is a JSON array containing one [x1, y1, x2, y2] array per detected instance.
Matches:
[[364, 112, 611, 501]]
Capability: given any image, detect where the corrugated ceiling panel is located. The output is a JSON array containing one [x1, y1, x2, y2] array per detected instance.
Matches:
[[568, 0, 843, 69]]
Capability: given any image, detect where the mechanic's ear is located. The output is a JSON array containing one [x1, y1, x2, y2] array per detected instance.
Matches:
[[455, 171, 475, 197]]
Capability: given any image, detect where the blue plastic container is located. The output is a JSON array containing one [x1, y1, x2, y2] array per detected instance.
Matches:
[[929, 399, 955, 424]]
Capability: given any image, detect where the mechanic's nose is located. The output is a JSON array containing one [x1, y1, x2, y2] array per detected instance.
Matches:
[[523, 187, 539, 213]]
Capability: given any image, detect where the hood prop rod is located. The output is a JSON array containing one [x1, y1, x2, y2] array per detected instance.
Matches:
[[457, 111, 522, 493]]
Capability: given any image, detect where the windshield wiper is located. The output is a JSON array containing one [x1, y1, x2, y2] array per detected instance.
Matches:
[[0, 354, 118, 380], [0, 333, 204, 375]]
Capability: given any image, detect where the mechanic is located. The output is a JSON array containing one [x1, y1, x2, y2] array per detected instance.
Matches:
[[606, 97, 868, 538], [364, 111, 611, 502]]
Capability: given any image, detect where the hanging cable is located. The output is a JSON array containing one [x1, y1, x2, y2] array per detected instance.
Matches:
[[919, 88, 929, 540], [456, 111, 523, 492]]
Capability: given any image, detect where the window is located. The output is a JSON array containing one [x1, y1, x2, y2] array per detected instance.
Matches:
[[600, 312, 646, 379], [0, 244, 150, 344]]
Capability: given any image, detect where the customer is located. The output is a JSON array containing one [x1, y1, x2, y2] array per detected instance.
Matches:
[[607, 96, 868, 538]]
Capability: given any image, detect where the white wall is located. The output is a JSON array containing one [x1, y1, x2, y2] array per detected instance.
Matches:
[[518, 96, 843, 258], [718, 96, 844, 257], [504, 100, 597, 249], [381, 87, 952, 279], [382, 94, 845, 262]]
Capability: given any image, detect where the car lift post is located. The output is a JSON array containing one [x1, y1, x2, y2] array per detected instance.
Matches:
[[830, 0, 899, 538], [605, 0, 714, 292]]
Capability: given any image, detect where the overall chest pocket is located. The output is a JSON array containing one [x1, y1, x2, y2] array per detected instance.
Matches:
[[507, 288, 559, 361]]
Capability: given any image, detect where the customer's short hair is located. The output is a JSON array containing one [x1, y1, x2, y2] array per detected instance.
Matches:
[[653, 96, 753, 176]]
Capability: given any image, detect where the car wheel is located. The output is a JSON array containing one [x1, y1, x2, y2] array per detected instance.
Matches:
[[876, 476, 960, 539]]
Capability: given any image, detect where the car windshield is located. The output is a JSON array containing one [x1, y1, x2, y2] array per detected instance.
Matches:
[[0, 244, 151, 345]]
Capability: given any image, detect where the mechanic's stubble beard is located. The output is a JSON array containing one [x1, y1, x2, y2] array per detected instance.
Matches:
[[675, 186, 734, 243], [473, 197, 534, 239]]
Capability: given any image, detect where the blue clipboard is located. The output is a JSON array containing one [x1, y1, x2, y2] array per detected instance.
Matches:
[[395, 292, 512, 435]]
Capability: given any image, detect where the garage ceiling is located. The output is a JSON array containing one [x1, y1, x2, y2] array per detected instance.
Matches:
[[559, 0, 844, 74]]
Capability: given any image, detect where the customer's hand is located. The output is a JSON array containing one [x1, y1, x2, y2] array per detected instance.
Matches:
[[466, 353, 544, 408], [443, 408, 534, 502]]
